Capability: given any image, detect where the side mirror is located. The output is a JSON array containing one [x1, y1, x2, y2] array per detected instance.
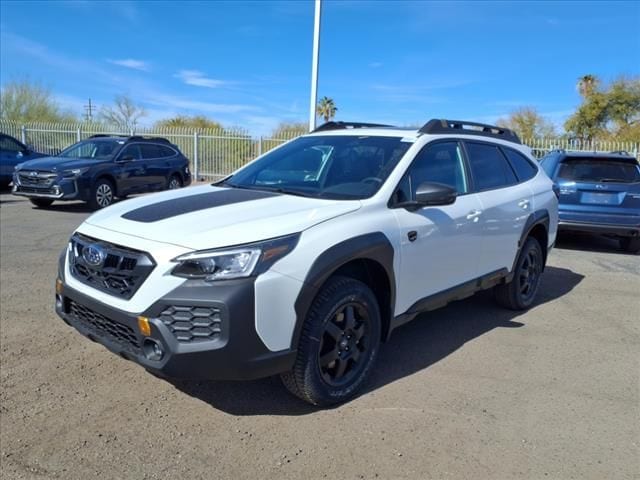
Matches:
[[119, 154, 135, 162], [395, 182, 457, 211]]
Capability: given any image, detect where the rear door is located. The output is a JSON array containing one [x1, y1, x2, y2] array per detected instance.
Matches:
[[139, 144, 170, 190], [115, 144, 145, 194], [555, 156, 640, 227], [464, 141, 533, 276]]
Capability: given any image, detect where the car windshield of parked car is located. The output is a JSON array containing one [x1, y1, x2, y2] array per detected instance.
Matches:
[[557, 158, 640, 183], [58, 140, 122, 160], [222, 135, 412, 200]]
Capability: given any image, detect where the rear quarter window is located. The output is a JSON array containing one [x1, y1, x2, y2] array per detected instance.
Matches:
[[503, 148, 538, 182], [465, 142, 518, 191]]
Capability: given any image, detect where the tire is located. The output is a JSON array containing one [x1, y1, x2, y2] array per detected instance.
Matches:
[[167, 174, 182, 190], [281, 275, 381, 406], [0, 181, 10, 191], [494, 237, 544, 311], [29, 198, 54, 208], [620, 237, 640, 254], [88, 178, 115, 210]]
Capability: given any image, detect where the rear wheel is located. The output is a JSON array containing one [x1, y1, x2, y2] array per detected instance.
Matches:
[[494, 237, 543, 310], [281, 276, 381, 406], [167, 174, 182, 190], [620, 237, 640, 254], [29, 198, 54, 208], [88, 178, 115, 210]]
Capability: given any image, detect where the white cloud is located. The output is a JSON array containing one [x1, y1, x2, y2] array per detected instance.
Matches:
[[174, 70, 227, 89], [107, 59, 150, 71]]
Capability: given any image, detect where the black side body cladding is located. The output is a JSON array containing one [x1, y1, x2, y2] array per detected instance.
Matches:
[[293, 232, 396, 343]]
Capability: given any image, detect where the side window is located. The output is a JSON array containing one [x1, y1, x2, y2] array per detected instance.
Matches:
[[157, 145, 176, 158], [0, 136, 24, 153], [540, 155, 558, 177], [465, 142, 518, 191], [503, 148, 538, 182], [139, 144, 163, 159], [396, 141, 468, 202], [119, 144, 142, 160]]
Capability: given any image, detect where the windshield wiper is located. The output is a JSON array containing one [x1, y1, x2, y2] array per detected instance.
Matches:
[[599, 178, 627, 183]]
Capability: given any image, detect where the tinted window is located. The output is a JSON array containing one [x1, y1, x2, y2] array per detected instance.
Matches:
[[59, 140, 121, 159], [157, 145, 176, 158], [0, 136, 23, 153], [558, 158, 640, 183], [226, 135, 411, 200], [539, 155, 557, 177], [465, 142, 518, 191], [395, 141, 468, 203], [503, 148, 537, 181], [140, 144, 163, 159], [119, 144, 142, 161]]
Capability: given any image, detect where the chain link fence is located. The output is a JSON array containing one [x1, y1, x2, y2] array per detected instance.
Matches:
[[1, 120, 638, 180]]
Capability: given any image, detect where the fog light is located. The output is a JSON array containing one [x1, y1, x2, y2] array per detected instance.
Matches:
[[53, 186, 61, 195], [137, 316, 151, 336], [142, 339, 164, 361], [55, 278, 63, 295]]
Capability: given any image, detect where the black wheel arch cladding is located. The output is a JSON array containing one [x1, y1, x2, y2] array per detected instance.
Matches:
[[292, 232, 396, 347]]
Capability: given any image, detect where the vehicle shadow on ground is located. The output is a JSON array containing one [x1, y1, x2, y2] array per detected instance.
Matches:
[[170, 265, 584, 416], [555, 232, 636, 255]]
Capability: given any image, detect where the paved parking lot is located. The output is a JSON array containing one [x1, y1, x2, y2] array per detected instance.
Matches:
[[1, 190, 638, 480]]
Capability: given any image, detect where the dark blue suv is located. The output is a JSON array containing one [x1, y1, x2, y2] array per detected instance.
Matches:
[[12, 135, 191, 210], [540, 150, 640, 253], [0, 133, 46, 189]]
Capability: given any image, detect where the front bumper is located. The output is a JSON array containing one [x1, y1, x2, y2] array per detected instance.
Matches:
[[558, 220, 640, 237], [55, 274, 296, 381], [13, 176, 80, 200]]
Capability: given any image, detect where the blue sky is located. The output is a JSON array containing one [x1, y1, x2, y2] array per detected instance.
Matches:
[[1, 0, 639, 135]]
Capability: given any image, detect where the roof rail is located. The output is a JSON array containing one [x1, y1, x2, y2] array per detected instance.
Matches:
[[128, 136, 171, 144], [313, 121, 395, 132], [610, 150, 631, 156], [418, 119, 521, 144], [89, 134, 129, 138]]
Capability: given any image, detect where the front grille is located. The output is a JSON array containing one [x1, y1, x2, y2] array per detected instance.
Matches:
[[67, 299, 140, 353], [18, 171, 57, 188], [69, 233, 155, 299], [159, 305, 223, 343], [17, 186, 58, 195]]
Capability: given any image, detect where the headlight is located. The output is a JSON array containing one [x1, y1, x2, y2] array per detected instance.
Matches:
[[171, 233, 299, 281], [14, 163, 25, 171], [61, 167, 90, 178]]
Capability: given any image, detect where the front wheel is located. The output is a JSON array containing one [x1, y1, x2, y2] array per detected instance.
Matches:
[[29, 198, 54, 208], [620, 237, 640, 254], [494, 237, 543, 310], [88, 178, 115, 210], [281, 276, 381, 406]]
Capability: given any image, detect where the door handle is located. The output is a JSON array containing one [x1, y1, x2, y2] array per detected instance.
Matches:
[[518, 199, 530, 209], [407, 230, 417, 242], [466, 210, 482, 221]]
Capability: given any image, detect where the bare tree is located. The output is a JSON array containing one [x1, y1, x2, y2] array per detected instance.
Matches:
[[99, 94, 146, 130]]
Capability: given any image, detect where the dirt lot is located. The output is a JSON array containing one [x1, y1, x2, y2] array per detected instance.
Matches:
[[0, 190, 638, 480]]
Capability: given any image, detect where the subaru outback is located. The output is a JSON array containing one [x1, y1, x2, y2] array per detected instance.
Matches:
[[13, 135, 191, 210], [55, 119, 558, 406]]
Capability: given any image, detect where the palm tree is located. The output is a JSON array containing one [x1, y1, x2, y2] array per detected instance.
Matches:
[[316, 96, 338, 122], [576, 74, 600, 98]]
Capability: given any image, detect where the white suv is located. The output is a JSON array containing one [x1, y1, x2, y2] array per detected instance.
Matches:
[[55, 119, 558, 406]]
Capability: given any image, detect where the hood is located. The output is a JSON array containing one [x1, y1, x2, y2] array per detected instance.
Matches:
[[84, 184, 361, 250], [18, 156, 104, 171]]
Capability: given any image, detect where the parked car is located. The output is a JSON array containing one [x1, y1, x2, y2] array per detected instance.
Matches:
[[12, 135, 191, 209], [55, 119, 558, 406], [540, 150, 640, 253], [0, 133, 46, 189]]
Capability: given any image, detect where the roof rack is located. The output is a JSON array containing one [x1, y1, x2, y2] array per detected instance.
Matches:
[[610, 150, 631, 156], [89, 134, 129, 138], [418, 119, 521, 144], [313, 121, 395, 132], [128, 136, 171, 144]]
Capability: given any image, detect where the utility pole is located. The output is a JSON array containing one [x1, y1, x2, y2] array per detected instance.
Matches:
[[308, 0, 322, 132], [84, 98, 96, 122]]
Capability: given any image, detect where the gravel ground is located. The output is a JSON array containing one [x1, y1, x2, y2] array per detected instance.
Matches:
[[1, 190, 638, 480]]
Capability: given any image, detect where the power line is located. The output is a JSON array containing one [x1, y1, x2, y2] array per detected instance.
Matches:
[[84, 99, 96, 122]]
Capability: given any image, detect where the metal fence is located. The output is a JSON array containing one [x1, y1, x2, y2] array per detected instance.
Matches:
[[1, 120, 638, 179]]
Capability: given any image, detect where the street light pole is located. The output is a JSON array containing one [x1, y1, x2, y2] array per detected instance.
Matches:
[[309, 0, 322, 132]]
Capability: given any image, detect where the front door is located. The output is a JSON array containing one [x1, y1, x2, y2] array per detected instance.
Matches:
[[392, 140, 484, 314]]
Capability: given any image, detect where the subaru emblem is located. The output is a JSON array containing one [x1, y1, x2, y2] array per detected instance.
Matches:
[[595, 184, 607, 190], [29, 171, 38, 177], [82, 244, 106, 267]]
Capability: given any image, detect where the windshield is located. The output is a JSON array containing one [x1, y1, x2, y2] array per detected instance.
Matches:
[[58, 140, 123, 160], [223, 135, 412, 200], [558, 158, 640, 183]]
